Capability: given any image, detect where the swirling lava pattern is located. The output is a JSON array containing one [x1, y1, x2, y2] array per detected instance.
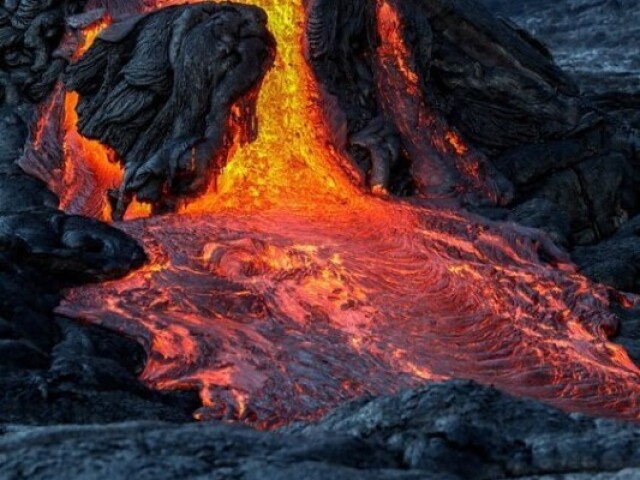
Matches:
[[58, 201, 640, 428], [54, 0, 640, 428]]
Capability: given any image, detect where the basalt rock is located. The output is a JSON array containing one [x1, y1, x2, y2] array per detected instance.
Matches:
[[306, 0, 514, 203], [478, 0, 640, 249], [480, 0, 640, 99], [0, 1, 203, 426], [0, 203, 199, 424], [3, 381, 640, 480], [65, 3, 276, 219], [1, 1, 640, 476], [305, 0, 586, 197]]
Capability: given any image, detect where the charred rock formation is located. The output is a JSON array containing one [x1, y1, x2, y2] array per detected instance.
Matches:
[[306, 0, 514, 203], [0, 2, 201, 424], [0, 166, 201, 422], [0, 204, 203, 423], [66, 3, 275, 219], [476, 0, 640, 268], [480, 0, 640, 100], [1, 1, 640, 476]]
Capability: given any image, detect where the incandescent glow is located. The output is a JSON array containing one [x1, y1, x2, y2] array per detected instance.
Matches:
[[48, 16, 152, 221], [152, 0, 362, 215], [49, 0, 640, 428], [59, 206, 640, 428]]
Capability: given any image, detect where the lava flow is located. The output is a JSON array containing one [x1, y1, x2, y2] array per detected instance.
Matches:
[[26, 16, 151, 222], [52, 0, 640, 428]]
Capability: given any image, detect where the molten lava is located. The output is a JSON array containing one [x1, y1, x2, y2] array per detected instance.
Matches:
[[375, 0, 507, 203], [158, 0, 361, 215], [50, 0, 640, 428], [28, 15, 152, 221]]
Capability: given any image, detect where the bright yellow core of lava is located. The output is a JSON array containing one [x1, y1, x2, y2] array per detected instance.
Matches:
[[147, 0, 364, 216]]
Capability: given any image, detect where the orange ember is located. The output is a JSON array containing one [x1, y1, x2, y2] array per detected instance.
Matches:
[[60, 91, 121, 220], [59, 206, 640, 427], [75, 15, 112, 58], [377, 1, 421, 93], [51, 0, 640, 428], [59, 89, 151, 220]]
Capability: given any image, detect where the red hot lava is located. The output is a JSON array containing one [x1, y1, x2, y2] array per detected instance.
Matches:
[[49, 0, 640, 428]]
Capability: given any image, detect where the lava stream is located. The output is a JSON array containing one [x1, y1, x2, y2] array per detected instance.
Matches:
[[59, 204, 640, 427], [52, 0, 640, 428]]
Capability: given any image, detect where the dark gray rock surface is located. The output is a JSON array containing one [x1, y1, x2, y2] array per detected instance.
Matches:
[[479, 0, 640, 98], [308, 0, 639, 252], [0, 0, 200, 426], [0, 0, 87, 104], [2, 381, 640, 480], [476, 0, 640, 288]]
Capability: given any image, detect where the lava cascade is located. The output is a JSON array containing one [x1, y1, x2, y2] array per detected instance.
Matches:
[[52, 0, 640, 427]]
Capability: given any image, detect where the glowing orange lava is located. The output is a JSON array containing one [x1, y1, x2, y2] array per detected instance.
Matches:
[[179, 0, 363, 215], [53, 0, 364, 219], [59, 91, 121, 220], [375, 0, 502, 203], [35, 15, 151, 221], [59, 205, 640, 427], [51, 0, 640, 428]]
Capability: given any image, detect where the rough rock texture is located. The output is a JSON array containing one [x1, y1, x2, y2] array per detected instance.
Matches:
[[307, 0, 515, 202], [66, 3, 275, 219], [476, 0, 640, 256], [573, 216, 640, 293], [0, 1, 200, 425], [308, 0, 640, 253], [480, 0, 640, 100], [0, 0, 88, 104], [481, 0, 640, 208], [0, 192, 199, 424], [0, 4, 640, 479], [3, 381, 640, 480], [476, 0, 640, 356]]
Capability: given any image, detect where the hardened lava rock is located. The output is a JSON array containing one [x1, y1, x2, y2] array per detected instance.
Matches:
[[306, 0, 640, 250], [0, 0, 88, 104], [65, 3, 276, 220], [4, 381, 640, 479]]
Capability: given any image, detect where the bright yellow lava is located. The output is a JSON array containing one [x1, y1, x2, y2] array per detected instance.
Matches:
[[153, 0, 364, 215]]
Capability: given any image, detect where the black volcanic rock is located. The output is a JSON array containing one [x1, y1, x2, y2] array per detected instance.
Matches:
[[475, 0, 640, 277], [3, 381, 640, 480], [0, 1, 206, 427], [573, 215, 640, 293], [66, 3, 276, 219], [307, 0, 639, 250], [0, 0, 88, 104], [0, 318, 198, 425]]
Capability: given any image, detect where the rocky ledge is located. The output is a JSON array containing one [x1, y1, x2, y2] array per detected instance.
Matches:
[[3, 381, 640, 480], [480, 0, 640, 127]]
